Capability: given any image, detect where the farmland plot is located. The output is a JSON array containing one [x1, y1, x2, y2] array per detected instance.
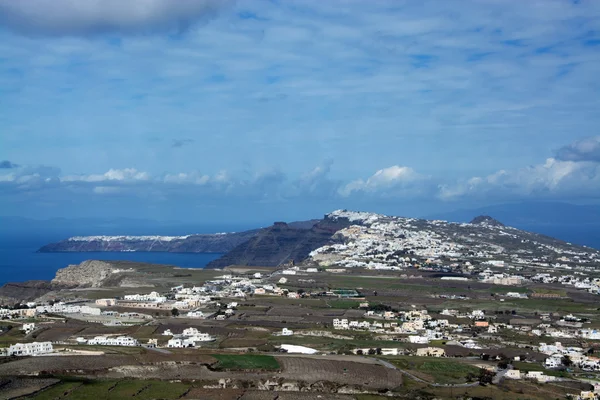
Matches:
[[277, 357, 402, 390]]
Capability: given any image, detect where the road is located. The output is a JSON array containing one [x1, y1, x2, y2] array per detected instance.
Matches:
[[492, 364, 512, 384]]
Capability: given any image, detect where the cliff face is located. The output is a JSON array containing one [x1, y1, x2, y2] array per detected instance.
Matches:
[[38, 230, 260, 253], [206, 216, 351, 268], [52, 260, 118, 287], [0, 280, 56, 305]]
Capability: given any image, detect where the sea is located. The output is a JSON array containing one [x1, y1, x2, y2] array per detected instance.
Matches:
[[0, 232, 224, 286]]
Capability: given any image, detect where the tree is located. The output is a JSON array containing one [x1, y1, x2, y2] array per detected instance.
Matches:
[[478, 368, 494, 385], [356, 349, 363, 355], [368, 348, 376, 355], [561, 355, 573, 367], [171, 308, 179, 317]]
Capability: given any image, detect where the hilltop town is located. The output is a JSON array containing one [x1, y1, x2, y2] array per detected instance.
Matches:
[[1, 210, 600, 399]]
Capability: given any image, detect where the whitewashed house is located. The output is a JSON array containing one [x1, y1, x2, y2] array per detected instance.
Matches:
[[186, 310, 205, 318], [20, 323, 36, 334], [87, 336, 139, 346], [7, 342, 53, 356]]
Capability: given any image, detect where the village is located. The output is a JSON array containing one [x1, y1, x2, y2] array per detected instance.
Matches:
[[1, 211, 600, 398], [1, 258, 600, 399]]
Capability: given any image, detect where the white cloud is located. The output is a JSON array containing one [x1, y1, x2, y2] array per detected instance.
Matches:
[[439, 158, 600, 201], [163, 172, 210, 185], [556, 136, 600, 162], [339, 165, 423, 197], [0, 0, 230, 36], [93, 186, 120, 194], [63, 168, 150, 183]]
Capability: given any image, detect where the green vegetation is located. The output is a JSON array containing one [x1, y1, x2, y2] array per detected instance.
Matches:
[[268, 332, 407, 352], [389, 356, 481, 384], [513, 361, 571, 378], [31, 382, 82, 400], [31, 379, 190, 400], [532, 288, 567, 296], [327, 299, 361, 309], [211, 354, 280, 370], [485, 285, 530, 294], [0, 326, 26, 345]]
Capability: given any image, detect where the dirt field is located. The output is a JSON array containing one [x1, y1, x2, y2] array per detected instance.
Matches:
[[276, 357, 403, 390]]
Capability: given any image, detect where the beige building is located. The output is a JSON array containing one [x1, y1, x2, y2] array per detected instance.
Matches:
[[95, 299, 116, 307], [505, 369, 521, 379], [416, 347, 445, 357]]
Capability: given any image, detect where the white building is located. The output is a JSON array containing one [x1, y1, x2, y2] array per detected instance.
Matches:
[[6, 342, 53, 356], [186, 310, 205, 318], [87, 336, 139, 346], [409, 335, 429, 344], [281, 328, 294, 336], [123, 292, 166, 303], [545, 355, 563, 369], [20, 323, 36, 334], [167, 338, 194, 348], [333, 319, 349, 330], [36, 304, 101, 316]]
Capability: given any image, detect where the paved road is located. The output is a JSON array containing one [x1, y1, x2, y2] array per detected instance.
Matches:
[[374, 358, 480, 388], [492, 364, 512, 384]]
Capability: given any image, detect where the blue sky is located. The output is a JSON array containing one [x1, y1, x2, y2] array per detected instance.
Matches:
[[1, 0, 600, 224]]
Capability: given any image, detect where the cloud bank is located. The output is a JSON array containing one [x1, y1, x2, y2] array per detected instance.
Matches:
[[0, 0, 229, 36], [555, 136, 600, 162], [0, 161, 19, 169], [3, 137, 600, 221]]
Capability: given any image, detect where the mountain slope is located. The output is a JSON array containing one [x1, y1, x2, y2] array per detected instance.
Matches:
[[205, 217, 351, 268], [306, 210, 600, 269]]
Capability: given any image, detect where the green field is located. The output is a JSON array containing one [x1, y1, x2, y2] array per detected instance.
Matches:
[[513, 361, 571, 378], [268, 332, 407, 352], [389, 356, 481, 384], [211, 354, 280, 370], [31, 379, 190, 400], [0, 326, 26, 346]]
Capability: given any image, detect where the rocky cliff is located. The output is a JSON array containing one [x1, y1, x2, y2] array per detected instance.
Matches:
[[205, 216, 351, 268], [0, 280, 57, 305], [52, 260, 119, 288]]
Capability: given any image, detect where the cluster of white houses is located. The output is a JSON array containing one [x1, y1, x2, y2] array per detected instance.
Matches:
[[0, 341, 53, 357], [77, 336, 140, 346], [163, 327, 215, 348]]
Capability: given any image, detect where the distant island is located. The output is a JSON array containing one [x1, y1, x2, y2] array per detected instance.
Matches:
[[38, 230, 260, 254]]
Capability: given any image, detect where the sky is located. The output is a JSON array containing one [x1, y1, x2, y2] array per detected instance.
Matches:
[[1, 0, 600, 224]]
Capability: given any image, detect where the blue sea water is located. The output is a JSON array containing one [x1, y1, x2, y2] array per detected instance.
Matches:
[[0, 233, 223, 286]]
